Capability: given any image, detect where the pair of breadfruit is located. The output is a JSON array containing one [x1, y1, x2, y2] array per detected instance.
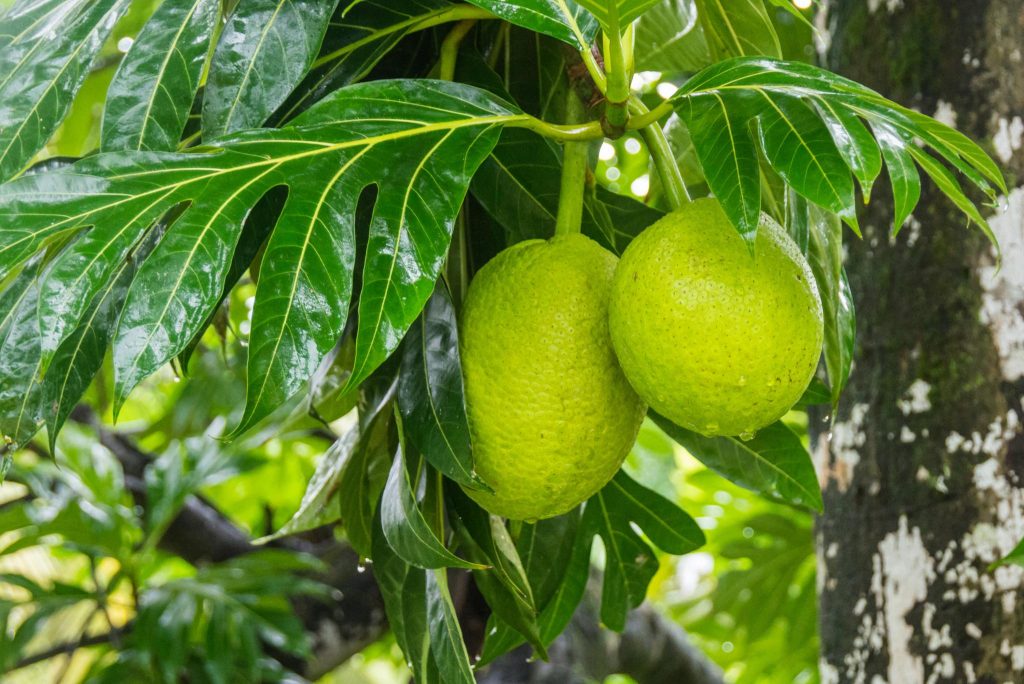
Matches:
[[460, 199, 824, 521]]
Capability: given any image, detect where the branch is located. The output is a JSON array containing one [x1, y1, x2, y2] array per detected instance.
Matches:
[[7, 627, 123, 672]]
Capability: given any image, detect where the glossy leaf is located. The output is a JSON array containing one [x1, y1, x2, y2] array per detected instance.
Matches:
[[459, 47, 662, 251], [695, 0, 781, 59], [272, 0, 450, 124], [373, 512, 473, 684], [180, 189, 283, 371], [102, 0, 221, 152], [785, 188, 809, 253], [807, 206, 855, 407], [756, 92, 858, 230], [232, 173, 357, 436], [42, 253, 135, 453], [398, 283, 487, 490], [482, 473, 703, 659], [371, 513, 432, 680], [0, 80, 517, 415], [0, 0, 76, 51], [478, 510, 583, 665], [36, 190, 175, 366], [447, 486, 543, 651], [812, 96, 883, 201], [380, 445, 483, 570], [872, 120, 921, 231], [203, 0, 340, 137], [574, 0, 660, 30], [909, 146, 995, 245], [463, 0, 599, 49], [587, 471, 705, 630], [671, 57, 1002, 242], [259, 429, 359, 542], [0, 0, 128, 182], [655, 415, 824, 512], [425, 570, 475, 684], [0, 274, 44, 449], [797, 376, 832, 407], [337, 375, 396, 557], [634, 0, 707, 74], [993, 536, 1024, 569], [677, 92, 760, 243]]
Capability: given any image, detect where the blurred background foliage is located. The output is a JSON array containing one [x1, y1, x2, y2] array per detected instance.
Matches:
[[0, 0, 819, 682]]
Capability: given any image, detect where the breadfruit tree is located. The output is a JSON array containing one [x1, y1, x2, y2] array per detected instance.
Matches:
[[0, 0, 1012, 681]]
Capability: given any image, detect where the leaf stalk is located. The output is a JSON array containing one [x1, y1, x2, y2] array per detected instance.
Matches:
[[630, 98, 690, 210], [438, 19, 478, 81], [312, 4, 495, 70]]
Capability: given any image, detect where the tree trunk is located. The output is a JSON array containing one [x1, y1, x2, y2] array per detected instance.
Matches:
[[816, 1, 1024, 682]]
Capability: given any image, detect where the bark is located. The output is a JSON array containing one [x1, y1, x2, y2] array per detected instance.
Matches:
[[815, 2, 1024, 682]]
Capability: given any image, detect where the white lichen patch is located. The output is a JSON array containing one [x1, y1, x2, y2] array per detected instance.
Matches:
[[821, 661, 840, 684], [993, 116, 1024, 164], [875, 516, 935, 683], [933, 100, 958, 128], [821, 402, 870, 491], [946, 410, 1020, 456], [899, 379, 933, 415], [979, 188, 1024, 381], [867, 0, 904, 13]]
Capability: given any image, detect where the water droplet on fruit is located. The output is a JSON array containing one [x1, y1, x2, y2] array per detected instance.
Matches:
[[739, 430, 756, 442], [704, 422, 719, 434], [737, 376, 748, 387]]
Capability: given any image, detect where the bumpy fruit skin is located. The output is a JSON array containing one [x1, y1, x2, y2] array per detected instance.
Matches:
[[460, 234, 646, 521], [608, 199, 823, 438]]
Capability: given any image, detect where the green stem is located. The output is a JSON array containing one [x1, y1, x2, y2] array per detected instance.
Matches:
[[437, 19, 475, 304], [488, 22, 509, 70], [628, 100, 673, 129], [311, 4, 494, 70], [510, 99, 674, 141], [438, 18, 478, 81], [580, 47, 607, 93], [602, 23, 632, 133], [630, 98, 690, 210], [555, 141, 589, 235], [555, 92, 590, 236]]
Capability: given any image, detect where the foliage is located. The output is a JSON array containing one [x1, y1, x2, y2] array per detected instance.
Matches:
[[0, 0, 1004, 681]]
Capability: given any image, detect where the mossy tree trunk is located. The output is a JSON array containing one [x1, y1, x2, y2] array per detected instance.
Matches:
[[816, 1, 1024, 682]]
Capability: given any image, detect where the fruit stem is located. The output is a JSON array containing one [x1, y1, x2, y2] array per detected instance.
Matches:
[[631, 97, 690, 210], [439, 18, 478, 81], [555, 92, 590, 236], [602, 23, 633, 136]]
